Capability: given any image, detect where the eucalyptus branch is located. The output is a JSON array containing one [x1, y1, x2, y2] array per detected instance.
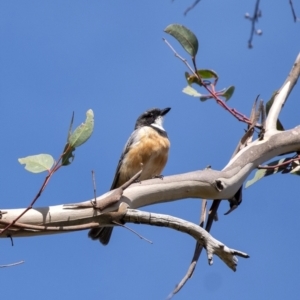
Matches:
[[124, 209, 249, 271], [163, 37, 260, 127], [3, 123, 300, 238], [0, 206, 249, 271], [173, 52, 300, 288], [258, 154, 300, 170], [265, 53, 300, 132], [0, 144, 72, 237], [170, 200, 220, 297], [163, 37, 195, 75]]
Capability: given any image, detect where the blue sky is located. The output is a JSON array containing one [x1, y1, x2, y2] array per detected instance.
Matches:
[[0, 1, 300, 299]]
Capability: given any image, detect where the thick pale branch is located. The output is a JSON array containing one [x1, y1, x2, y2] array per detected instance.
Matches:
[[1, 126, 300, 238], [265, 53, 300, 131], [123, 209, 249, 271], [0, 207, 249, 271]]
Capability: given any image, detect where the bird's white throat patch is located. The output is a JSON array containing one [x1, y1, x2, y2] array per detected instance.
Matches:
[[151, 116, 165, 131]]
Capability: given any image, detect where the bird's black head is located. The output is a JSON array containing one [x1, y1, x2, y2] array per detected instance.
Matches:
[[135, 107, 171, 130]]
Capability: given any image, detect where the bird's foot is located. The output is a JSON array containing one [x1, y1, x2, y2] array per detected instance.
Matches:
[[153, 174, 164, 180]]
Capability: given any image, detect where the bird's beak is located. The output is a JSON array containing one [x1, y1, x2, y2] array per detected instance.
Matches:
[[160, 107, 171, 116]]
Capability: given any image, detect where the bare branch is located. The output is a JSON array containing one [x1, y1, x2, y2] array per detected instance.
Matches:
[[162, 38, 195, 75], [200, 199, 207, 227], [170, 199, 221, 296], [258, 154, 300, 170], [231, 96, 260, 157], [0, 206, 249, 271], [245, 0, 262, 48], [2, 122, 300, 238], [0, 261, 24, 268], [265, 53, 300, 132], [124, 209, 249, 271], [184, 0, 201, 16], [65, 169, 142, 210]]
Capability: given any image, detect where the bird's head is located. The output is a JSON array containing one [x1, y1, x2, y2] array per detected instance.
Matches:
[[135, 107, 171, 131]]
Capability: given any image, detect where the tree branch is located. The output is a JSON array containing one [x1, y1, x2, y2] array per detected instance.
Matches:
[[265, 53, 300, 132], [2, 123, 300, 237], [170, 200, 220, 297], [184, 0, 201, 16], [245, 0, 262, 48], [123, 209, 249, 271]]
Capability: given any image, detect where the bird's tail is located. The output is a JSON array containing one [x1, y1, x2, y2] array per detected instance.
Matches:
[[88, 227, 114, 245]]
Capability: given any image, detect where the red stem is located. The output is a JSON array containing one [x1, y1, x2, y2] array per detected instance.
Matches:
[[0, 145, 70, 236]]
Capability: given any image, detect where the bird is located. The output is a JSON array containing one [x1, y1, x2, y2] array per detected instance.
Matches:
[[88, 107, 171, 245]]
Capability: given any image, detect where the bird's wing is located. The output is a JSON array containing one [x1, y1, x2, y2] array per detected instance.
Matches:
[[110, 128, 139, 190]]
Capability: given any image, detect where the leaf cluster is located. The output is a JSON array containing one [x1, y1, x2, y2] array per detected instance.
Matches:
[[19, 109, 94, 173]]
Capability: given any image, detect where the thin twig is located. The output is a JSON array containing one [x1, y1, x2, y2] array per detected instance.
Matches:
[[246, 0, 262, 48], [0, 260, 24, 268], [169, 200, 220, 297], [258, 154, 300, 169], [0, 145, 71, 236], [112, 221, 153, 244], [231, 96, 259, 157], [184, 0, 201, 16], [92, 169, 142, 211], [64, 170, 143, 211], [91, 170, 97, 205], [163, 38, 261, 128], [163, 38, 195, 75], [200, 199, 207, 227], [9, 235, 13, 246], [289, 0, 300, 22]]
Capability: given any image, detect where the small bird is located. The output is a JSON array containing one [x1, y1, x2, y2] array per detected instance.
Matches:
[[88, 107, 171, 245]]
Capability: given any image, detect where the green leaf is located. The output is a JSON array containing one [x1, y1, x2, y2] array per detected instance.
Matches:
[[245, 169, 266, 188], [290, 160, 300, 175], [245, 158, 288, 188], [18, 154, 54, 173], [275, 119, 284, 131], [184, 70, 218, 87], [185, 72, 201, 86], [67, 112, 75, 141], [221, 86, 235, 101], [290, 165, 300, 175], [199, 95, 213, 102], [265, 91, 284, 131], [182, 86, 202, 97], [182, 86, 213, 101], [265, 91, 277, 115], [164, 24, 199, 57], [197, 69, 218, 80], [61, 143, 75, 166], [68, 109, 94, 148]]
